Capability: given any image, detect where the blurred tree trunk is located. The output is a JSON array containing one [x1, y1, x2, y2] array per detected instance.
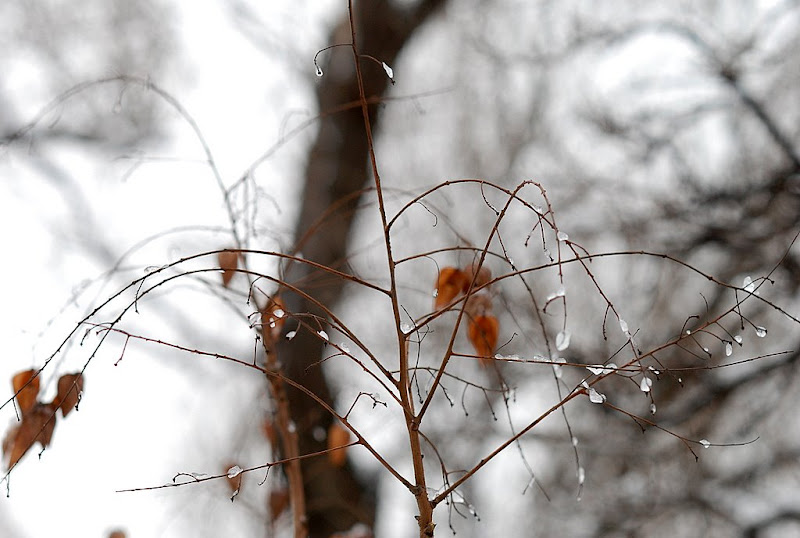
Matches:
[[276, 1, 446, 536]]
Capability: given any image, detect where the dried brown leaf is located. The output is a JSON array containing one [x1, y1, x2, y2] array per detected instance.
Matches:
[[218, 250, 239, 288], [327, 423, 351, 467], [464, 262, 492, 291], [467, 315, 499, 366], [55, 373, 84, 417], [435, 267, 469, 309], [12, 369, 39, 413], [3, 403, 57, 469]]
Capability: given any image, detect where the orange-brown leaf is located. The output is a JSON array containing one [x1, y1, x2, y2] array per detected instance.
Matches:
[[108, 530, 127, 538], [261, 296, 287, 347], [3, 403, 57, 469], [12, 369, 39, 414], [54, 373, 84, 417], [218, 250, 239, 288], [464, 293, 493, 319], [327, 423, 351, 467], [435, 267, 469, 309], [467, 315, 499, 363], [463, 262, 492, 292], [269, 488, 290, 518]]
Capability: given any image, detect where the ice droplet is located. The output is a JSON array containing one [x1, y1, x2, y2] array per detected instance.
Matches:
[[286, 330, 297, 340], [339, 343, 351, 353], [557, 231, 569, 242], [315, 65, 323, 77], [586, 365, 605, 375], [433, 289, 439, 298], [401, 322, 412, 334], [588, 387, 606, 404], [734, 335, 743, 344], [640, 377, 652, 393], [649, 403, 657, 415], [619, 318, 630, 336], [725, 342, 733, 357], [273, 309, 285, 319], [577, 466, 585, 485], [227, 465, 243, 478], [755, 326, 767, 338], [556, 330, 571, 351], [743, 276, 755, 293], [700, 439, 711, 449], [533, 204, 544, 215], [317, 330, 329, 342], [312, 426, 326, 442], [571, 436, 579, 447], [381, 61, 394, 83], [287, 421, 297, 433]]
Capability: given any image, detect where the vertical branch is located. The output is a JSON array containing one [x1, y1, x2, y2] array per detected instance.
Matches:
[[346, 2, 435, 535]]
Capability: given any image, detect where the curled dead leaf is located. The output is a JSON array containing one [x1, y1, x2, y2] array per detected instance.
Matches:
[[261, 296, 287, 347], [464, 293, 493, 319], [3, 402, 57, 469], [464, 261, 492, 291], [327, 423, 351, 467], [12, 369, 39, 414], [54, 372, 84, 417], [218, 250, 239, 288], [435, 267, 469, 309], [467, 315, 499, 366]]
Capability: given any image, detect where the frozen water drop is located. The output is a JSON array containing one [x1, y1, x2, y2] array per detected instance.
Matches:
[[700, 439, 711, 449], [588, 387, 606, 404], [572, 436, 579, 447], [400, 322, 412, 334], [317, 330, 329, 342], [557, 231, 569, 242], [702, 347, 710, 353], [433, 289, 439, 298], [577, 466, 585, 485], [619, 318, 630, 336], [315, 65, 323, 77], [649, 403, 657, 415], [586, 365, 605, 375], [533, 204, 544, 215], [227, 465, 243, 478], [287, 421, 297, 433], [755, 326, 767, 338], [269, 320, 276, 328], [285, 330, 297, 340], [273, 309, 284, 319], [556, 330, 571, 351], [725, 342, 733, 357], [339, 343, 351, 353], [743, 276, 755, 293], [685, 329, 692, 335], [734, 335, 743, 344], [381, 61, 394, 82], [640, 377, 652, 393]]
